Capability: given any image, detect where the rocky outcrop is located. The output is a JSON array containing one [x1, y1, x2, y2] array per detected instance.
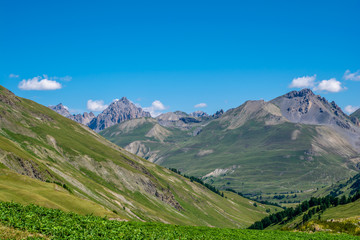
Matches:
[[156, 111, 188, 127], [220, 100, 286, 129], [89, 97, 151, 132], [189, 111, 209, 118], [351, 109, 360, 126], [212, 109, 224, 119], [271, 89, 360, 151], [271, 89, 352, 128], [73, 112, 95, 125], [351, 116, 360, 127], [0, 86, 20, 106]]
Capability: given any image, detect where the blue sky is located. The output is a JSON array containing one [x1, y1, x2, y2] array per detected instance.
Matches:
[[1, 0, 359, 116]]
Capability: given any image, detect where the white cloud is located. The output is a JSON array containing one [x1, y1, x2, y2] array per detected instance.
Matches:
[[9, 74, 19, 78], [194, 103, 207, 108], [313, 78, 345, 93], [143, 100, 167, 117], [344, 105, 359, 114], [18, 76, 62, 90], [343, 70, 360, 81], [152, 100, 166, 111], [87, 100, 108, 112], [289, 75, 316, 88]]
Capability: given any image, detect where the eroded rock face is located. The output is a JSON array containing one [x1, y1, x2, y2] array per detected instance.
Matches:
[[351, 116, 360, 127], [351, 109, 360, 126], [271, 89, 351, 128], [271, 89, 360, 151], [73, 112, 95, 125], [212, 109, 224, 119], [0, 87, 20, 106], [89, 97, 151, 132]]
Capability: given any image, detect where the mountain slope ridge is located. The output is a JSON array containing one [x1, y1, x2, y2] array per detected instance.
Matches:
[[100, 89, 360, 204]]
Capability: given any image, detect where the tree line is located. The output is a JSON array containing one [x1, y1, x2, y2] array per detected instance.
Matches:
[[225, 188, 282, 208], [168, 168, 282, 209], [249, 191, 360, 230]]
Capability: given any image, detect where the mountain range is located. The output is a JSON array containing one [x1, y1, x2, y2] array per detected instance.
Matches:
[[49, 97, 151, 132], [97, 89, 360, 205], [0, 85, 279, 228], [2, 83, 360, 231]]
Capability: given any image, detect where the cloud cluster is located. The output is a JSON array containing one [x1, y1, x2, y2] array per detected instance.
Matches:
[[343, 70, 360, 81], [344, 105, 359, 114], [313, 78, 345, 93], [87, 100, 108, 111], [194, 103, 207, 108], [289, 75, 316, 88], [17, 74, 72, 91], [290, 74, 346, 93], [144, 100, 166, 117], [18, 76, 62, 90]]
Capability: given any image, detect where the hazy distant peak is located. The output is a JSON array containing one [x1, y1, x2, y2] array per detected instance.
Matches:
[[49, 103, 71, 118], [89, 97, 151, 132]]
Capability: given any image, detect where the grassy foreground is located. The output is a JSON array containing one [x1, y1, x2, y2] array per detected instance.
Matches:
[[0, 202, 358, 240]]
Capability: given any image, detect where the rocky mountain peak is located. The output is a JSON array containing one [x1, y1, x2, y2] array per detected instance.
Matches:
[[49, 103, 72, 118], [284, 88, 315, 99], [270, 89, 360, 145], [73, 112, 96, 125], [120, 96, 129, 102], [89, 97, 151, 132]]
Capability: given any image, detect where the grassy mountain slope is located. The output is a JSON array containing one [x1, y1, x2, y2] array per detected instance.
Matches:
[[100, 118, 193, 162], [0, 85, 279, 228], [267, 199, 360, 235], [0, 168, 119, 218], [101, 99, 360, 205]]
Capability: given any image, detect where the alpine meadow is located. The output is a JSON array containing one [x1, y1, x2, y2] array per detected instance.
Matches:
[[1, 0, 360, 239]]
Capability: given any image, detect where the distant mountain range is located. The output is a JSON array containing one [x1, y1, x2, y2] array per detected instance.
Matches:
[[49, 97, 151, 132], [98, 89, 360, 205], [49, 103, 96, 125], [49, 98, 223, 132], [48, 88, 360, 203]]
